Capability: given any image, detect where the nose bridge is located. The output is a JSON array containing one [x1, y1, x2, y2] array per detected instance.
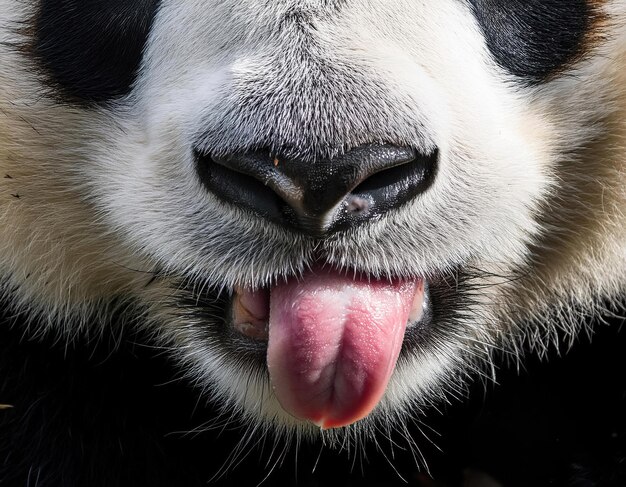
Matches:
[[197, 32, 434, 163], [236, 58, 366, 158]]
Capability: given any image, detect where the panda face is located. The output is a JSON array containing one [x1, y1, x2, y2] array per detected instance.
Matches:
[[0, 0, 624, 436]]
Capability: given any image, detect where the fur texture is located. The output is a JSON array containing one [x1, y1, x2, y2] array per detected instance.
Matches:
[[0, 0, 624, 484]]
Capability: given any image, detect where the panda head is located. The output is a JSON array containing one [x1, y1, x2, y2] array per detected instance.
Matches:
[[0, 0, 624, 437]]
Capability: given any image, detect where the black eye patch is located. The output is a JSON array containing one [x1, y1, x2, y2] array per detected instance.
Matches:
[[33, 0, 160, 104], [467, 0, 594, 84]]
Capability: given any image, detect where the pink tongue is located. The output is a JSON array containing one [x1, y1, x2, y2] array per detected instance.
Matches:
[[267, 269, 420, 429]]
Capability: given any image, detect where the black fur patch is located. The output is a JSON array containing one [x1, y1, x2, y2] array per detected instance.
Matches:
[[33, 0, 160, 104], [468, 0, 593, 84]]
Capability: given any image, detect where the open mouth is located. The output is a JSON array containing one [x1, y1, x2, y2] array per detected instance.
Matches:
[[217, 267, 431, 429]]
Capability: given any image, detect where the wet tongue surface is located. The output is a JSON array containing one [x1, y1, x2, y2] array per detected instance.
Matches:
[[267, 269, 420, 429]]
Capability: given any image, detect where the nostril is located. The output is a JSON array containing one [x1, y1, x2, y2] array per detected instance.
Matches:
[[352, 150, 436, 195], [195, 149, 288, 223], [337, 148, 438, 228]]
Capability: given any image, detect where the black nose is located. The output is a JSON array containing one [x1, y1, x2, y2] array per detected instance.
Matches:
[[196, 144, 437, 236]]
